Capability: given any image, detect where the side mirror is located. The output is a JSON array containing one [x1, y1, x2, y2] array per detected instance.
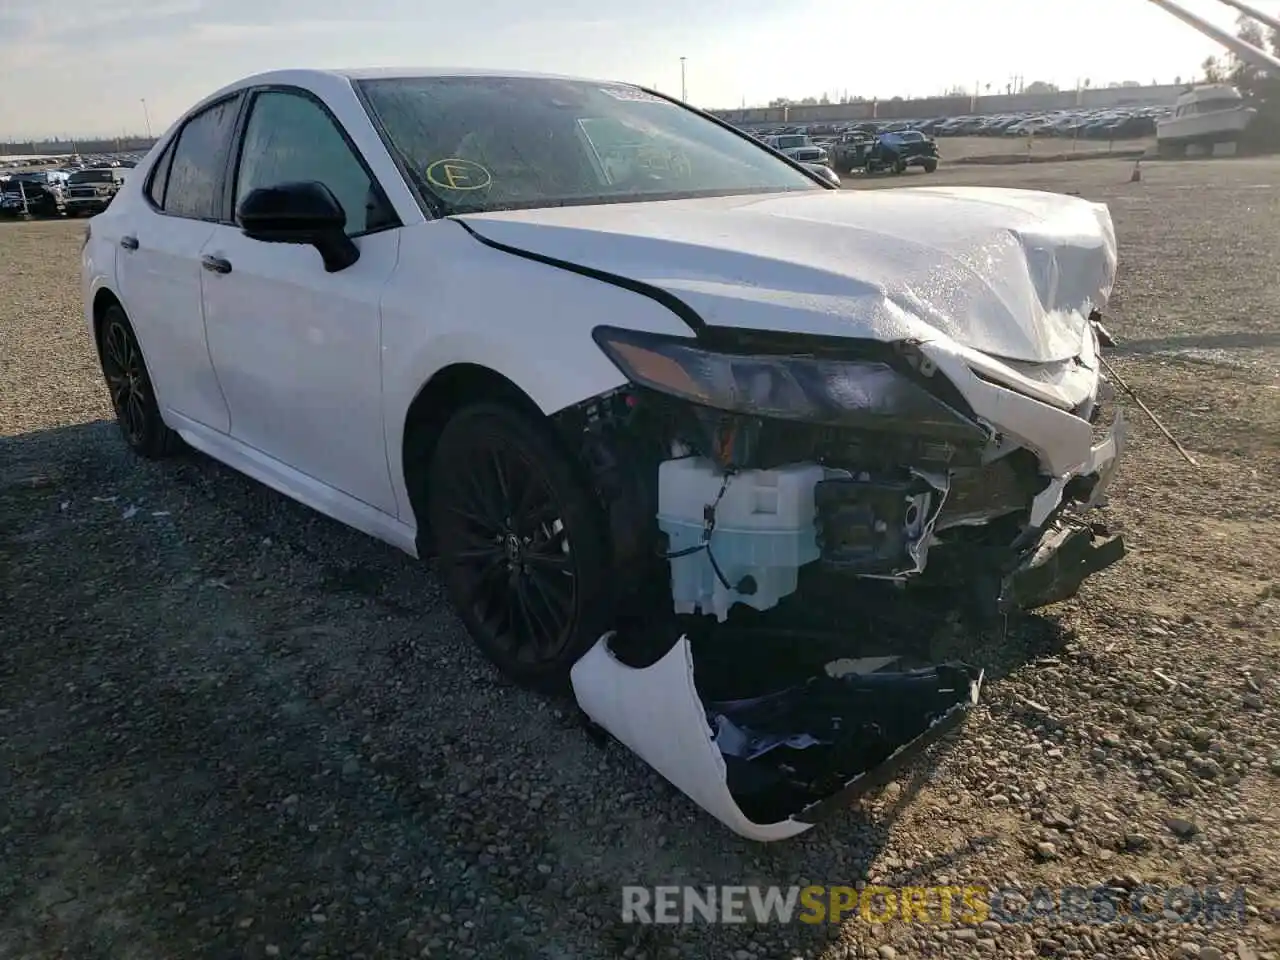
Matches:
[[237, 180, 359, 273]]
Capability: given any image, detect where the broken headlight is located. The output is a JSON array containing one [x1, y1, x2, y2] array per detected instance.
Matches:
[[592, 326, 983, 441]]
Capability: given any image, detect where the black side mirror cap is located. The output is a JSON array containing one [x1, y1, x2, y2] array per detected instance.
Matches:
[[237, 180, 359, 273]]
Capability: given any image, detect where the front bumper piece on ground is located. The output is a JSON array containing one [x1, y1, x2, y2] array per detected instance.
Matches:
[[571, 635, 982, 842], [1002, 521, 1126, 611]]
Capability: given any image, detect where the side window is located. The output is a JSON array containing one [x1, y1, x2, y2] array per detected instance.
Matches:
[[146, 140, 175, 207], [165, 96, 240, 220], [234, 90, 395, 237]]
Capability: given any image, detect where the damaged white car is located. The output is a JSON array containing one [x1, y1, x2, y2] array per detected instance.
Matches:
[[82, 68, 1126, 841]]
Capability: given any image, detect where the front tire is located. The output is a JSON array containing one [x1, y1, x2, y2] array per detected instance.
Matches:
[[97, 304, 181, 459], [427, 403, 612, 692]]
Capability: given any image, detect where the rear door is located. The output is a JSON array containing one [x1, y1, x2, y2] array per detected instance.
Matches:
[[114, 95, 242, 434]]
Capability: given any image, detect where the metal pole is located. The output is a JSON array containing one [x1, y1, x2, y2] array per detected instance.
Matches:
[[1143, 0, 1280, 72], [680, 57, 687, 102], [141, 98, 153, 138], [1214, 0, 1280, 34]]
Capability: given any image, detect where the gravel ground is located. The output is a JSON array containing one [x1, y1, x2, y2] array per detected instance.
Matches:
[[2, 157, 1278, 960]]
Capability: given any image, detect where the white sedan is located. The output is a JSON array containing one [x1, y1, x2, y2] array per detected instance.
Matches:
[[83, 68, 1126, 841]]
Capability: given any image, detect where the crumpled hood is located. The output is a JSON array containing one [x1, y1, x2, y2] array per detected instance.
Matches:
[[456, 186, 1117, 363]]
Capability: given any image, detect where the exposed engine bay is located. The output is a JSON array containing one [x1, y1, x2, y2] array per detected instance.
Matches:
[[555, 325, 1125, 626], [551, 320, 1126, 840]]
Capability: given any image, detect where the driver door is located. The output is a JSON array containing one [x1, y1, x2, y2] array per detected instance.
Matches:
[[200, 86, 402, 515]]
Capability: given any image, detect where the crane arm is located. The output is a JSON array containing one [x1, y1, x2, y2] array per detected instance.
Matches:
[[1144, 0, 1280, 72]]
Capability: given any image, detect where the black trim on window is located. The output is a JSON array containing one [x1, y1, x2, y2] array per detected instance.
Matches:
[[144, 138, 177, 209], [226, 84, 402, 239], [142, 92, 246, 222]]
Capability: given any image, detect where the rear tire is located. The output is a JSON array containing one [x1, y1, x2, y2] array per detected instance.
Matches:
[[426, 402, 613, 693], [97, 304, 182, 459]]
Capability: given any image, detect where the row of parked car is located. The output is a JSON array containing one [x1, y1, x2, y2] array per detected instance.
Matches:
[[747, 104, 1170, 144], [0, 151, 143, 170], [0, 152, 140, 219]]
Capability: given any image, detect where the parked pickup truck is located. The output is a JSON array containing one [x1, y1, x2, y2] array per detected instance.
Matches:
[[868, 130, 940, 174], [830, 130, 940, 175], [763, 134, 829, 166], [0, 177, 63, 218], [64, 168, 127, 216], [828, 132, 878, 174]]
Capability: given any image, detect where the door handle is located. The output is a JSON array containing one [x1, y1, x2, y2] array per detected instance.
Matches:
[[120, 235, 138, 251], [201, 255, 232, 275]]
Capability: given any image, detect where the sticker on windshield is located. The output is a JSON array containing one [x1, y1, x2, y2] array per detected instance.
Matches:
[[425, 158, 493, 192], [598, 86, 667, 103]]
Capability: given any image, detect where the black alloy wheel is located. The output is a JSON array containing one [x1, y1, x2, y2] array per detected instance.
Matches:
[[97, 304, 181, 458], [427, 403, 611, 692]]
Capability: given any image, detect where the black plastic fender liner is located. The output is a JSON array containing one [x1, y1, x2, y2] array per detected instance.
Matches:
[[788, 665, 983, 824], [450, 218, 706, 333]]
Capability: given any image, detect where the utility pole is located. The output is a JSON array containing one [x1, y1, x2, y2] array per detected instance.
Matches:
[[680, 57, 687, 102], [140, 98, 152, 138]]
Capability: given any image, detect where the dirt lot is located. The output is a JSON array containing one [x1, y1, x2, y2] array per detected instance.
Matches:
[[2, 157, 1278, 960], [936, 135, 1154, 161]]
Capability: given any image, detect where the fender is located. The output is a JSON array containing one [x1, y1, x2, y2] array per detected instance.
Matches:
[[380, 221, 695, 521]]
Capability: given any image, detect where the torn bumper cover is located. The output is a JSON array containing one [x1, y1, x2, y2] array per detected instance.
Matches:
[[571, 635, 982, 842]]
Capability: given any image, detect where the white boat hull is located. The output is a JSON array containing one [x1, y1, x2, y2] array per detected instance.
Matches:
[[1157, 105, 1256, 145]]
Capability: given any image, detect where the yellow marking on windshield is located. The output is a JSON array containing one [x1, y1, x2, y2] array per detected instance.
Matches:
[[425, 158, 493, 192]]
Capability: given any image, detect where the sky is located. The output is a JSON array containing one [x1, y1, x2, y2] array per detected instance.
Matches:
[[0, 0, 1245, 139]]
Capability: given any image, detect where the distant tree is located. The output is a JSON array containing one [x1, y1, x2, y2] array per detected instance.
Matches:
[[1225, 14, 1279, 102], [819, 93, 830, 105], [1023, 80, 1059, 94]]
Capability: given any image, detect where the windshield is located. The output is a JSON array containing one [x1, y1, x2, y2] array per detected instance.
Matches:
[[69, 170, 114, 184], [356, 76, 821, 214], [774, 135, 810, 149], [1191, 97, 1244, 114]]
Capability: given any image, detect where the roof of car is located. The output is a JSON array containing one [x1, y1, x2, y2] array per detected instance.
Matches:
[[179, 67, 636, 137], [239, 66, 604, 86]]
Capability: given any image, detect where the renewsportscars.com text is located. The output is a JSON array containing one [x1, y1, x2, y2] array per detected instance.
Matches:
[[621, 884, 1249, 926]]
